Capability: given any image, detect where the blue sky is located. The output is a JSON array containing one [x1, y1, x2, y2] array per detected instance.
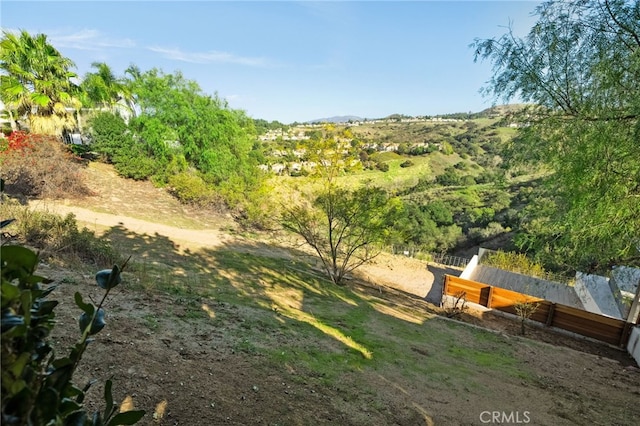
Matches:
[[1, 1, 540, 123]]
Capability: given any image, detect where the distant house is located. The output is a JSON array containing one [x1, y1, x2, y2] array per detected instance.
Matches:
[[270, 163, 286, 174]]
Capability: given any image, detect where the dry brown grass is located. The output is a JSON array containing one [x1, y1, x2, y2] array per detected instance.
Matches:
[[1, 134, 93, 200]]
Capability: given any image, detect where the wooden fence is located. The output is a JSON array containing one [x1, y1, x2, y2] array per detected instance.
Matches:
[[386, 247, 471, 269], [431, 253, 470, 269], [443, 275, 633, 347]]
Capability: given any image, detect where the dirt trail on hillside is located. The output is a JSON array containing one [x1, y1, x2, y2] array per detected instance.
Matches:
[[24, 161, 433, 299], [29, 202, 233, 249], [29, 200, 435, 299]]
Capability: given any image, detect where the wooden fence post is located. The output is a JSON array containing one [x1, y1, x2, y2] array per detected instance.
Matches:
[[546, 303, 556, 327], [479, 286, 493, 308], [441, 275, 449, 308], [619, 322, 633, 347]]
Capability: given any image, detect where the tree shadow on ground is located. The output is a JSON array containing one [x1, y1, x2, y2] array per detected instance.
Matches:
[[101, 224, 441, 353], [425, 263, 463, 305], [95, 225, 443, 423]]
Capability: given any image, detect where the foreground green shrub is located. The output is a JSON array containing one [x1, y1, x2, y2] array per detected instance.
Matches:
[[1, 245, 145, 425]]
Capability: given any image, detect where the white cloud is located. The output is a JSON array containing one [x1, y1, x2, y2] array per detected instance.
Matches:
[[147, 46, 269, 67], [47, 29, 136, 51]]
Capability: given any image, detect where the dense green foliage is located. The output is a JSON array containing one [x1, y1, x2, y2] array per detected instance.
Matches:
[[86, 112, 133, 163], [84, 68, 266, 217], [1, 30, 266, 218], [253, 118, 289, 135], [483, 250, 550, 280], [80, 62, 132, 112], [473, 0, 640, 272], [1, 242, 144, 425], [118, 68, 257, 184]]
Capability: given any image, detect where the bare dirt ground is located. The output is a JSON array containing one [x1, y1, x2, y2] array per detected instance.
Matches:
[[22, 163, 640, 425]]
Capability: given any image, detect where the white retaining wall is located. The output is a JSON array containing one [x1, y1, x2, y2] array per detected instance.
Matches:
[[574, 272, 623, 319], [626, 326, 640, 366], [460, 255, 478, 279], [611, 266, 640, 319]]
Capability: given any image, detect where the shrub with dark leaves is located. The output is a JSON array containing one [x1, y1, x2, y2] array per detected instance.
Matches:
[[1, 240, 145, 425]]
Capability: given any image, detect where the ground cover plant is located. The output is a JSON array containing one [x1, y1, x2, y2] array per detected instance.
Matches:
[[0, 198, 120, 267]]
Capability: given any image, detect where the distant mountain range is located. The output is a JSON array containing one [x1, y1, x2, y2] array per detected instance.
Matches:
[[307, 115, 364, 124], [305, 104, 530, 124]]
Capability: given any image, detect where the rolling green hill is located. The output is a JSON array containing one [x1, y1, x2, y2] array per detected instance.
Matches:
[[260, 109, 533, 256]]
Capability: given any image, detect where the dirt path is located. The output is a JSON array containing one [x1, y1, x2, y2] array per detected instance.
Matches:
[[29, 202, 233, 249], [30, 200, 436, 299]]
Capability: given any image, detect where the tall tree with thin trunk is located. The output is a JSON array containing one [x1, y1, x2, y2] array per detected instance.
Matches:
[[472, 0, 640, 273], [81, 62, 133, 113], [282, 137, 403, 285]]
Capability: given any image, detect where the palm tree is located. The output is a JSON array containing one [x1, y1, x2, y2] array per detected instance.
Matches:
[[79, 62, 137, 130], [0, 30, 79, 136], [123, 64, 143, 118], [81, 62, 135, 113]]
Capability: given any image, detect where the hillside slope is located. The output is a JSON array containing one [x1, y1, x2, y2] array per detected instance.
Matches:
[[23, 162, 640, 426]]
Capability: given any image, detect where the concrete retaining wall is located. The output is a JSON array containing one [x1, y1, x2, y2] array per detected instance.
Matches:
[[460, 255, 478, 280], [465, 265, 584, 309], [626, 326, 640, 366], [611, 266, 640, 319], [574, 272, 623, 319]]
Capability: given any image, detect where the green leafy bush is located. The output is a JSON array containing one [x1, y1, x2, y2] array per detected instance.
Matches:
[[375, 161, 389, 172], [467, 222, 508, 244], [435, 168, 461, 186], [112, 149, 158, 181], [482, 250, 547, 278], [86, 112, 133, 163], [1, 244, 145, 425], [167, 172, 215, 206]]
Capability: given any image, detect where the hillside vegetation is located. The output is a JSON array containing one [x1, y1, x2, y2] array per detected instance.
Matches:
[[1, 167, 638, 425], [2, 2, 640, 423], [260, 111, 529, 260]]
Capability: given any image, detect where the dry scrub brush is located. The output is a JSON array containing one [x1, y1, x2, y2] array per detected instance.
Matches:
[[0, 199, 120, 267], [0, 132, 93, 200]]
